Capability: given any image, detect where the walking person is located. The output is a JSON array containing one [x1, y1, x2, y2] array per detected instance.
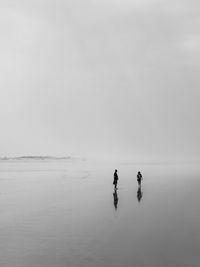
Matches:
[[113, 169, 118, 189], [137, 171, 143, 187]]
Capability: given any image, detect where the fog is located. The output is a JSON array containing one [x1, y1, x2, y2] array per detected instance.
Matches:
[[0, 0, 200, 160]]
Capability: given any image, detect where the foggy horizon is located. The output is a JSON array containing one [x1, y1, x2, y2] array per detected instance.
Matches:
[[0, 0, 200, 161]]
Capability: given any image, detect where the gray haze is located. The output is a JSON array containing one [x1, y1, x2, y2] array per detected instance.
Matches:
[[0, 0, 200, 160]]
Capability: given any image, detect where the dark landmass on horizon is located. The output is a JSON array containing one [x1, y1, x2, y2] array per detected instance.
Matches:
[[0, 156, 72, 161]]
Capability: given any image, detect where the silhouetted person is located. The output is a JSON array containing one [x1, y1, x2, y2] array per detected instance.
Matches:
[[113, 189, 118, 210], [113, 169, 118, 189], [137, 186, 143, 202], [137, 171, 143, 186]]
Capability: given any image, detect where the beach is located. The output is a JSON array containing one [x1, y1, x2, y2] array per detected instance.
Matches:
[[0, 159, 200, 267]]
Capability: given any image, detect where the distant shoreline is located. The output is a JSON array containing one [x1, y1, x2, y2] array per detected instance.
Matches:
[[0, 156, 71, 161]]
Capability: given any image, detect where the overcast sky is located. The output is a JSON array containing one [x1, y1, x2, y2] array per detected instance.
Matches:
[[0, 0, 199, 160]]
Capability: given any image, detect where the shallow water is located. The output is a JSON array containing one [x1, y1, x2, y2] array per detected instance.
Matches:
[[0, 159, 200, 267]]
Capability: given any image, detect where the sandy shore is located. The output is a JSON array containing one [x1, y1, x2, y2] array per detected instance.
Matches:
[[0, 159, 200, 267]]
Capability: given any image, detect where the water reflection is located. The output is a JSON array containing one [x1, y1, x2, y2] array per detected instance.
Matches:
[[113, 189, 118, 210], [137, 186, 143, 202]]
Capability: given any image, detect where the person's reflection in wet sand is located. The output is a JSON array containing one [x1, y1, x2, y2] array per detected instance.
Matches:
[[113, 189, 118, 210], [137, 186, 143, 202]]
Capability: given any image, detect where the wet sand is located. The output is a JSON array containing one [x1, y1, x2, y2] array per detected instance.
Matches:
[[0, 159, 200, 267]]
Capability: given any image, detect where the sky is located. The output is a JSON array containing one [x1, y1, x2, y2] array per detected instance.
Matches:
[[0, 0, 200, 160]]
